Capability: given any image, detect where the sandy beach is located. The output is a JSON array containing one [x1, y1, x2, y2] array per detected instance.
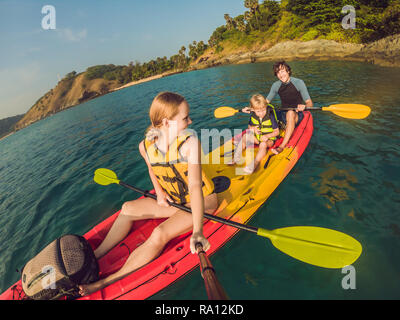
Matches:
[[111, 74, 164, 92], [0, 132, 14, 141], [111, 69, 186, 92]]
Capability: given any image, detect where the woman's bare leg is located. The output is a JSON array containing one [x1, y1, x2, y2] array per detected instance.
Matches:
[[79, 193, 218, 296], [94, 197, 180, 259], [79, 209, 189, 296]]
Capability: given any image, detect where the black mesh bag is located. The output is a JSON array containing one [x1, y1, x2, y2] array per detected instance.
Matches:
[[21, 234, 99, 300]]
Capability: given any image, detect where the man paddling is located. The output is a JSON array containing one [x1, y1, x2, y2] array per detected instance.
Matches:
[[243, 61, 313, 154]]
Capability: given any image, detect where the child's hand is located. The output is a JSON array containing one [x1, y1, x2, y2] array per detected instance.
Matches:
[[260, 135, 269, 142], [241, 107, 252, 114]]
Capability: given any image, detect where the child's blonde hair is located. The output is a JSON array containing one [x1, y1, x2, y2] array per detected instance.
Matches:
[[146, 92, 186, 140], [250, 94, 267, 110]]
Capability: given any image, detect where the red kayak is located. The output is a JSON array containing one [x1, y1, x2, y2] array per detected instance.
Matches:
[[1, 112, 313, 300]]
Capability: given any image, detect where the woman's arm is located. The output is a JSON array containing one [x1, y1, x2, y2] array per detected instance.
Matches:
[[183, 136, 210, 253]]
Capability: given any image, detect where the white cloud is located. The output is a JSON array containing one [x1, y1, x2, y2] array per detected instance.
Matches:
[[57, 28, 88, 42]]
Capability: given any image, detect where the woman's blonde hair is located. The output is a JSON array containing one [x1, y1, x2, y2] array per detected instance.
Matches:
[[250, 94, 267, 110], [146, 92, 186, 140]]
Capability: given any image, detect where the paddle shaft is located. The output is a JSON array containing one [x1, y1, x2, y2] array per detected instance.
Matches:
[[95, 169, 363, 268], [119, 179, 229, 298], [279, 106, 322, 111], [238, 106, 322, 112], [119, 181, 259, 234], [222, 103, 370, 120], [196, 243, 229, 300]]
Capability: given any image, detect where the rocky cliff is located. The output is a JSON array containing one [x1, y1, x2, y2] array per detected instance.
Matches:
[[193, 34, 400, 69], [14, 73, 119, 131], [346, 34, 400, 67]]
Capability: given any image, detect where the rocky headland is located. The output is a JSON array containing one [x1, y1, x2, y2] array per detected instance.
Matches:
[[192, 34, 400, 69]]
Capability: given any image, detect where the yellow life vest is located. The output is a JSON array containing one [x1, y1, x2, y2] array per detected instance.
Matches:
[[249, 105, 278, 142], [144, 132, 215, 205]]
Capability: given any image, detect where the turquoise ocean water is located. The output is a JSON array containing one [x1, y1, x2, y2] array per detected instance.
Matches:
[[0, 61, 399, 299]]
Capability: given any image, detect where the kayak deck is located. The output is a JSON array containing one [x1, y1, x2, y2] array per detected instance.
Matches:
[[0, 112, 313, 300]]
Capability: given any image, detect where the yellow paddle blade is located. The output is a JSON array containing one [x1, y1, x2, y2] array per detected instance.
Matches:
[[258, 226, 362, 269], [214, 106, 239, 119], [94, 168, 120, 186], [323, 104, 371, 119]]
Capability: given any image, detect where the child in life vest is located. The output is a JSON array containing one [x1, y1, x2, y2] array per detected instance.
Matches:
[[229, 94, 279, 174], [78, 92, 218, 296]]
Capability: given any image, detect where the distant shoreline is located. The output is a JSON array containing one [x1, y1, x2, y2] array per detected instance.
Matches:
[[111, 74, 164, 92], [3, 35, 399, 141], [0, 131, 14, 141], [111, 70, 185, 93]]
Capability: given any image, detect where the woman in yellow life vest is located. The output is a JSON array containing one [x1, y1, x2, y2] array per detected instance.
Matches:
[[78, 92, 218, 296], [229, 94, 279, 174]]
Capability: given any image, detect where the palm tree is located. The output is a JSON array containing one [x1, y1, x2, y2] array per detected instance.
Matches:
[[234, 15, 246, 33], [189, 41, 198, 60], [178, 46, 188, 70], [224, 14, 235, 30], [244, 10, 254, 31], [244, 0, 260, 30]]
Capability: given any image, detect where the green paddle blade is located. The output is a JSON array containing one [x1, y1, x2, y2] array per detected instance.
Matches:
[[258, 226, 362, 269], [94, 168, 120, 186], [323, 104, 371, 120], [214, 106, 240, 119]]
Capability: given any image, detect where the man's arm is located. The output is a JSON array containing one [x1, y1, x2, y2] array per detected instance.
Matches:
[[266, 81, 280, 104], [295, 78, 313, 111], [297, 99, 313, 112]]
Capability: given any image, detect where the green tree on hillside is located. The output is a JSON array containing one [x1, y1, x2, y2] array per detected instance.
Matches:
[[286, 0, 342, 27], [381, 1, 400, 35], [64, 71, 77, 80], [178, 46, 187, 68], [245, 0, 260, 29], [234, 15, 247, 32], [255, 0, 281, 31], [224, 14, 235, 30], [189, 40, 208, 61], [244, 11, 254, 31], [208, 26, 227, 47], [85, 65, 120, 80]]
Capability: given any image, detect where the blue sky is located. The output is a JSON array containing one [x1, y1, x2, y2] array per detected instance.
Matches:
[[0, 0, 247, 119]]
